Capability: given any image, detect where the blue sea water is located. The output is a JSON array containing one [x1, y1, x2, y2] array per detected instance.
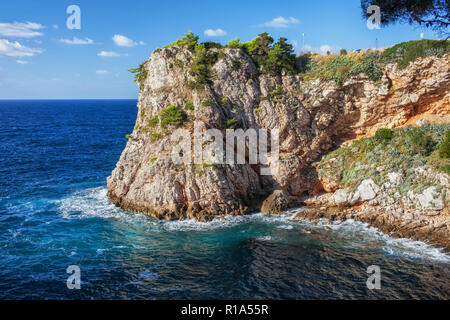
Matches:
[[0, 99, 449, 300]]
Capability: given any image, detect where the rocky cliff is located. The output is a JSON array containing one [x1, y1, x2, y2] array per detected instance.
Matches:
[[107, 43, 449, 235]]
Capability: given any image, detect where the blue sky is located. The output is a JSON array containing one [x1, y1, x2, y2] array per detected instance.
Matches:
[[0, 0, 440, 99]]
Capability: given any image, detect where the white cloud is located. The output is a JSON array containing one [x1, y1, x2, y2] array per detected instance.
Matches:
[[320, 44, 332, 54], [204, 28, 227, 37], [59, 37, 95, 45], [0, 39, 43, 57], [16, 60, 28, 64], [53, 24, 59, 29], [139, 41, 145, 46], [262, 16, 299, 28], [97, 51, 124, 57], [0, 22, 44, 38], [112, 34, 138, 47], [96, 70, 111, 75]]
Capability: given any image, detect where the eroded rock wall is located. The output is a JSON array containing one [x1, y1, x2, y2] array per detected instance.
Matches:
[[107, 46, 449, 220]]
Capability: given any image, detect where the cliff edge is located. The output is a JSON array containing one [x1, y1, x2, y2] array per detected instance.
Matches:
[[107, 36, 449, 246]]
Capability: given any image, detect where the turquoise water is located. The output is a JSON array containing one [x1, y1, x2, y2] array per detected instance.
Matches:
[[0, 100, 449, 299]]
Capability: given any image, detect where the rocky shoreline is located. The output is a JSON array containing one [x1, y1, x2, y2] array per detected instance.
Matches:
[[107, 36, 449, 248], [294, 203, 450, 252]]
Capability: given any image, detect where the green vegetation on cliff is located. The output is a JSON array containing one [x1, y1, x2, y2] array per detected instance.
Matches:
[[382, 39, 450, 69], [439, 130, 450, 159], [298, 39, 448, 84], [147, 105, 187, 131], [142, 35, 448, 89], [317, 124, 450, 194], [129, 62, 148, 89]]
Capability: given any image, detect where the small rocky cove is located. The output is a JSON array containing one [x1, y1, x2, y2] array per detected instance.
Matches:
[[107, 35, 449, 250]]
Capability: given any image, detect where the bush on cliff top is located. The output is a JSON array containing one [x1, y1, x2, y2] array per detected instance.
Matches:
[[165, 30, 199, 50], [226, 33, 296, 76], [383, 39, 450, 69], [299, 51, 385, 84], [317, 124, 450, 192], [149, 36, 448, 89]]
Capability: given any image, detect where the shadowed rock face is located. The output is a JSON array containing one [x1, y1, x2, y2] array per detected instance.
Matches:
[[107, 45, 449, 221]]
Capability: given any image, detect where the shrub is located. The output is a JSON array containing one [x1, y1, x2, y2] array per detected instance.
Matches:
[[150, 132, 162, 140], [340, 49, 347, 55], [185, 102, 194, 111], [439, 130, 450, 158], [269, 86, 283, 99], [383, 39, 450, 69], [226, 34, 296, 76], [173, 59, 184, 68], [264, 37, 296, 75], [151, 157, 157, 163], [166, 31, 199, 50], [148, 116, 159, 127], [218, 50, 226, 60], [159, 105, 186, 128], [203, 42, 223, 50], [425, 48, 446, 58], [405, 127, 436, 157], [129, 62, 148, 89], [318, 55, 355, 85], [227, 38, 243, 49], [375, 128, 394, 141], [349, 58, 383, 82], [202, 99, 212, 107], [190, 44, 218, 88], [226, 117, 239, 129], [232, 59, 242, 71], [219, 96, 227, 107]]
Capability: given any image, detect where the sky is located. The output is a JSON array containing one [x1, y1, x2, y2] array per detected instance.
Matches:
[[0, 0, 442, 99]]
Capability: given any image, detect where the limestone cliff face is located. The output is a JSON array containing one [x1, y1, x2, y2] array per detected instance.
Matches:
[[107, 46, 449, 221]]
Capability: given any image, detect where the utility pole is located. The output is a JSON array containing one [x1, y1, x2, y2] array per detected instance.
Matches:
[[375, 37, 378, 50]]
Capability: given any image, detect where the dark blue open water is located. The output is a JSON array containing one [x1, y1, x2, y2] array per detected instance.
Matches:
[[0, 100, 449, 300]]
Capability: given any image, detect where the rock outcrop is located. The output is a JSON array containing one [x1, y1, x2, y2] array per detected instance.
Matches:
[[107, 46, 449, 226]]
